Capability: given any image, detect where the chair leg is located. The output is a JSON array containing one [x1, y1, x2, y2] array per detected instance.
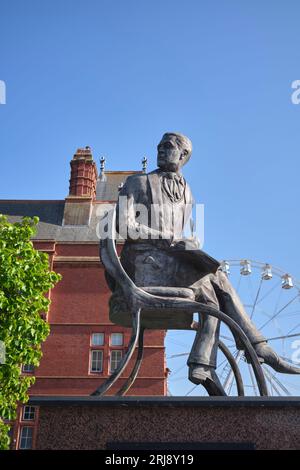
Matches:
[[116, 328, 145, 396], [91, 308, 141, 396], [198, 303, 268, 396]]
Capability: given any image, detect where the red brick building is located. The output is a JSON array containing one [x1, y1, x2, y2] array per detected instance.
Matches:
[[0, 147, 167, 449]]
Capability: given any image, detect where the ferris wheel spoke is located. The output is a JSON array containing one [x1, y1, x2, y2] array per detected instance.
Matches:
[[217, 358, 233, 383], [259, 294, 299, 331], [265, 332, 300, 342], [263, 366, 292, 396], [256, 280, 282, 306], [247, 305, 276, 321], [168, 363, 187, 378], [273, 378, 300, 392], [235, 274, 242, 293], [167, 330, 194, 335], [277, 309, 300, 318], [246, 275, 258, 307], [185, 384, 199, 396], [222, 350, 243, 393], [169, 376, 188, 382], [217, 357, 229, 371], [250, 278, 263, 320], [263, 368, 281, 396], [272, 318, 285, 340], [248, 362, 259, 396], [268, 375, 274, 395], [279, 355, 300, 366], [287, 322, 300, 335], [272, 286, 283, 316], [168, 338, 193, 349], [220, 334, 234, 342], [270, 375, 292, 397], [167, 352, 189, 359], [219, 349, 238, 380], [227, 371, 237, 395]]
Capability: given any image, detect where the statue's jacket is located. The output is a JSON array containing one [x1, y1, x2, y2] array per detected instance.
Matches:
[[105, 170, 221, 327]]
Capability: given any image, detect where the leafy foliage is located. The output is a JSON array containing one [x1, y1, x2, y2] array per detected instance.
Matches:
[[0, 215, 61, 449]]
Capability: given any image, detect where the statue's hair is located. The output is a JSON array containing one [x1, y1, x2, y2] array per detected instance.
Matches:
[[161, 132, 193, 163]]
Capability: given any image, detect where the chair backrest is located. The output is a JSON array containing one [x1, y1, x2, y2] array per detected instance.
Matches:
[[99, 207, 195, 329], [100, 207, 137, 295]]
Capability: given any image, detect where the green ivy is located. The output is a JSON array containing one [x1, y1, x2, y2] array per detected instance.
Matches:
[[0, 215, 61, 449]]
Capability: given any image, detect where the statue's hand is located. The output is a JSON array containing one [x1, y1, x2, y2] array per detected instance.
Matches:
[[170, 237, 200, 251]]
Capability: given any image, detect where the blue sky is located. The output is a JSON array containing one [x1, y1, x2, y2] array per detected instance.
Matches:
[[1, 0, 300, 279]]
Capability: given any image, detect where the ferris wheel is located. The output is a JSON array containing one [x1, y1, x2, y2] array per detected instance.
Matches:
[[166, 259, 300, 396]]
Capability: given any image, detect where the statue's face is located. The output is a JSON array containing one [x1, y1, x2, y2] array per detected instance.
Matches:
[[157, 135, 185, 172]]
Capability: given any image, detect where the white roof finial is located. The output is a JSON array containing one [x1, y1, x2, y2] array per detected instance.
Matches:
[[142, 156, 148, 173], [99, 156, 107, 182]]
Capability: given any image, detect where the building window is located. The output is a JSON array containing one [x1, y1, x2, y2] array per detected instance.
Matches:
[[110, 350, 123, 372], [110, 333, 123, 346], [22, 364, 34, 373], [19, 426, 33, 449], [22, 406, 35, 421], [90, 350, 103, 373], [91, 333, 104, 346]]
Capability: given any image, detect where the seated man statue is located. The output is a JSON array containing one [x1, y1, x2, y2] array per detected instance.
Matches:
[[109, 132, 300, 395]]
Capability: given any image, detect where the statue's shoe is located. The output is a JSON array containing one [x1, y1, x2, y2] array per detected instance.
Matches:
[[188, 364, 226, 396], [253, 342, 300, 374]]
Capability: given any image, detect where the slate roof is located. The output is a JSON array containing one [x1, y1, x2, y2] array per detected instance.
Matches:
[[96, 171, 137, 201], [0, 171, 141, 242]]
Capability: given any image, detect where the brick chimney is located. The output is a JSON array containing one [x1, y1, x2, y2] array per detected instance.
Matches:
[[68, 146, 98, 198], [63, 147, 98, 226]]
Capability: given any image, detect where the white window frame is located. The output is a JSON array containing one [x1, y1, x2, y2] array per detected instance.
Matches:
[[22, 406, 35, 421], [19, 426, 33, 450], [110, 350, 123, 372], [110, 333, 123, 346], [91, 333, 104, 346], [90, 350, 103, 373]]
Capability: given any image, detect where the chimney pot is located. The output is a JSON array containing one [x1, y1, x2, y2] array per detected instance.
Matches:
[[68, 147, 98, 198]]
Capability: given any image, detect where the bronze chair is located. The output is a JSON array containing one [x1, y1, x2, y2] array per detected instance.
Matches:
[[91, 208, 268, 397]]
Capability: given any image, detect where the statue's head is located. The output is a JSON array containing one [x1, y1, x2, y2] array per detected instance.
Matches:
[[157, 132, 192, 172]]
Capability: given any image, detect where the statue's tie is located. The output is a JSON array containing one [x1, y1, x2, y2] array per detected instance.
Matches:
[[162, 172, 185, 203]]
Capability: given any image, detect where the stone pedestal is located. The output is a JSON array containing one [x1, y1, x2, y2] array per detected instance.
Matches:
[[29, 396, 300, 450]]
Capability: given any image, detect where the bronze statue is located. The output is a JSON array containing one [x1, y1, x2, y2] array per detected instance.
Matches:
[[106, 132, 300, 396]]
